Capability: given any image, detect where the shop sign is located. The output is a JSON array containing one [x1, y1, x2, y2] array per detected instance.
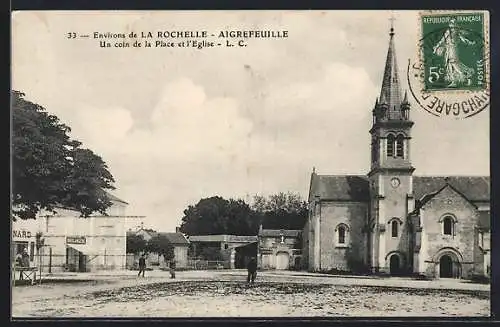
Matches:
[[67, 236, 86, 245], [12, 230, 32, 239]]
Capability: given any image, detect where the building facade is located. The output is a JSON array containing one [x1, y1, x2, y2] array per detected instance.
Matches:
[[187, 235, 258, 269], [11, 193, 139, 273], [302, 26, 490, 279], [258, 228, 302, 270], [127, 228, 190, 268]]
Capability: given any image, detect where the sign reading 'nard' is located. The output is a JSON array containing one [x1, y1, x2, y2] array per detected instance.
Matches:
[[13, 230, 32, 239]]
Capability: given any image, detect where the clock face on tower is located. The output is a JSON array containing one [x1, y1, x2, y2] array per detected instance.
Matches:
[[390, 177, 400, 188]]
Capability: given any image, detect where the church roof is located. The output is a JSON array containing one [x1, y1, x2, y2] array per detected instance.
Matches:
[[309, 174, 489, 203], [413, 176, 490, 202], [309, 174, 370, 202], [416, 182, 479, 209]]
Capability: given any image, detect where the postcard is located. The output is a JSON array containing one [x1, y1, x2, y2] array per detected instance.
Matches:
[[11, 10, 490, 318]]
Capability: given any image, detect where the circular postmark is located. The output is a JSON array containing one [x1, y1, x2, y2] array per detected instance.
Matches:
[[408, 12, 490, 119]]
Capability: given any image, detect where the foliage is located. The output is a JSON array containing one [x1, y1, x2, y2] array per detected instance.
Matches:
[[252, 192, 308, 230], [146, 234, 175, 261], [179, 192, 308, 236], [126, 233, 147, 254], [12, 91, 115, 219], [179, 196, 260, 236]]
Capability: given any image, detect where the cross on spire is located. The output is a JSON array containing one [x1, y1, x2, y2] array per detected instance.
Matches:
[[389, 15, 396, 36]]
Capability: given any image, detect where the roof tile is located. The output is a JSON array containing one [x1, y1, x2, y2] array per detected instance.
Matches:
[[310, 175, 489, 203], [157, 232, 190, 245], [310, 175, 370, 201]]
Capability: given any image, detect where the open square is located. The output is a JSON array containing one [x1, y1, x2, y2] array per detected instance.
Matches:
[[12, 10, 490, 319], [12, 270, 490, 317]]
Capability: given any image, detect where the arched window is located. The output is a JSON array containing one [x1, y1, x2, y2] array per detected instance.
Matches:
[[338, 226, 346, 244], [443, 216, 454, 235], [396, 134, 404, 158], [388, 218, 402, 238], [335, 223, 350, 246], [391, 220, 399, 237], [387, 134, 395, 157]]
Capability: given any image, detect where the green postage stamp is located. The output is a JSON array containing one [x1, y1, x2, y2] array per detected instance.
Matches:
[[421, 12, 486, 91], [408, 11, 489, 119]]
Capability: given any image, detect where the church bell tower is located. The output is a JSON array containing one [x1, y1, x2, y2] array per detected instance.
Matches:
[[368, 22, 415, 274]]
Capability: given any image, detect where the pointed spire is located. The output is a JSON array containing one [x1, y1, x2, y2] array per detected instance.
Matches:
[[379, 19, 402, 115]]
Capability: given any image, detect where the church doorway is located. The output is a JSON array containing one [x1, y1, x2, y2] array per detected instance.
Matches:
[[439, 255, 453, 278], [389, 254, 400, 275], [435, 249, 462, 279]]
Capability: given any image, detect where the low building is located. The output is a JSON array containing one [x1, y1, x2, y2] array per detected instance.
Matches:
[[258, 227, 302, 270], [187, 235, 258, 269], [11, 193, 143, 273], [126, 228, 190, 268], [12, 219, 38, 269]]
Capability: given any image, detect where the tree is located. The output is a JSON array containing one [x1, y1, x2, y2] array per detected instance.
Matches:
[[179, 196, 259, 236], [126, 234, 147, 254], [226, 199, 260, 235], [12, 91, 116, 219], [251, 192, 308, 230], [146, 234, 175, 261]]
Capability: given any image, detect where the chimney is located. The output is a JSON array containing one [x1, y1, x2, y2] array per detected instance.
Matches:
[[175, 227, 180, 233]]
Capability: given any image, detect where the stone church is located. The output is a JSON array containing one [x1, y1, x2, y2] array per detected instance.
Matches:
[[302, 26, 490, 279]]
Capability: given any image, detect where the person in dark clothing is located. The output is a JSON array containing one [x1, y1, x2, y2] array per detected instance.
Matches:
[[169, 260, 176, 279], [247, 257, 257, 284], [21, 248, 30, 268], [138, 254, 146, 277]]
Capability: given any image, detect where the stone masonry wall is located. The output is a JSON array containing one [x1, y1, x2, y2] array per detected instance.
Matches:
[[418, 186, 479, 278], [319, 202, 368, 272]]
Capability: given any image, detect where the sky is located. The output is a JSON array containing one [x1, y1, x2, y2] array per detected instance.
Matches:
[[12, 10, 489, 232]]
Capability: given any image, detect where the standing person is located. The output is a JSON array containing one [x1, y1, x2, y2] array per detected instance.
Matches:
[[247, 257, 257, 284], [15, 251, 23, 280], [138, 254, 146, 277], [21, 248, 30, 268], [169, 260, 176, 279], [15, 252, 23, 267]]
